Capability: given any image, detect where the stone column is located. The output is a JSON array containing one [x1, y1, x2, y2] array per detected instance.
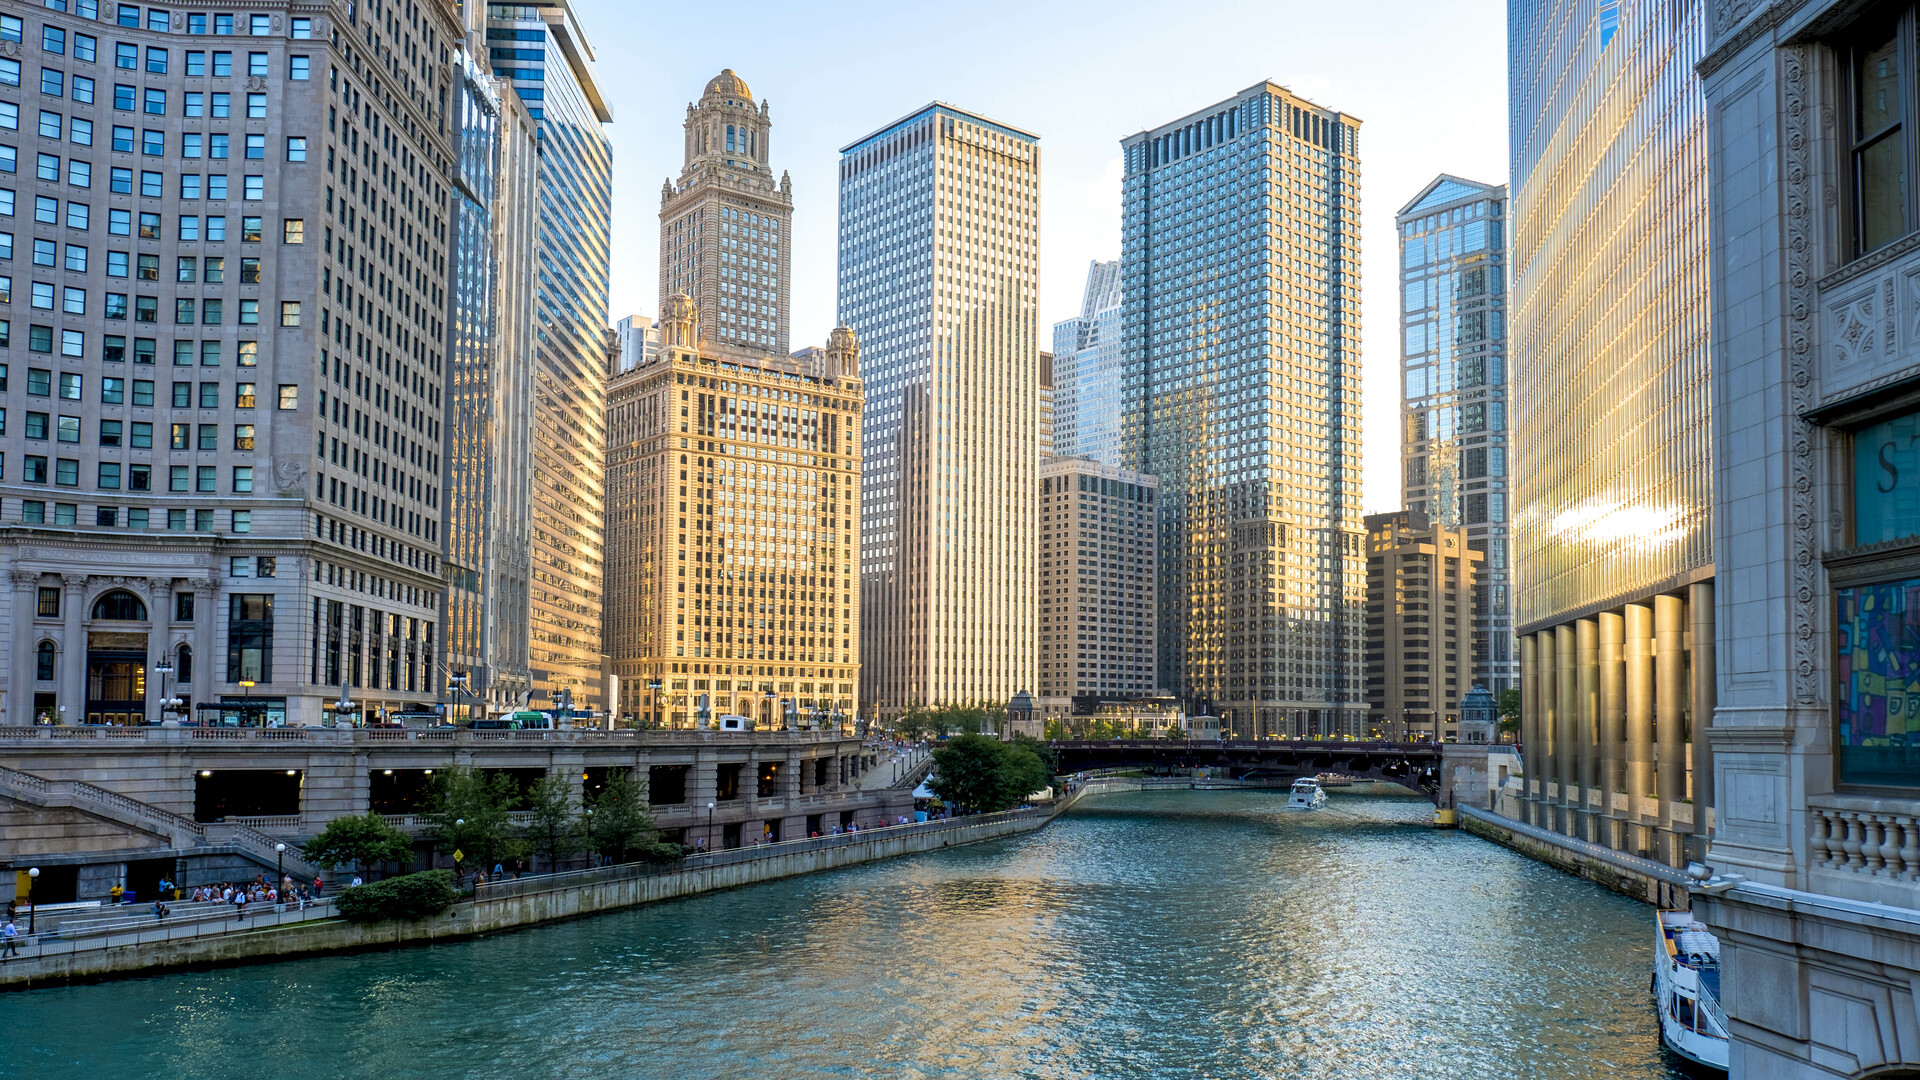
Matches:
[[191, 578, 216, 710], [1536, 628, 1558, 829], [1598, 610, 1626, 849], [1625, 602, 1655, 853], [1576, 617, 1599, 841], [59, 574, 87, 724], [9, 571, 39, 725], [144, 577, 173, 723], [1688, 581, 1716, 862], [1655, 593, 1686, 865], [1520, 633, 1539, 818], [1555, 623, 1577, 835]]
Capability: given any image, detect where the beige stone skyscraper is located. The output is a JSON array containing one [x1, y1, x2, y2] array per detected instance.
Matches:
[[840, 105, 1040, 715], [1363, 510, 1480, 741], [660, 70, 793, 361], [603, 297, 863, 729]]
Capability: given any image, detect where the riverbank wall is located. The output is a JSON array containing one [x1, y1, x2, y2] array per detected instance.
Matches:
[[1, 807, 1054, 990], [1458, 804, 1693, 907]]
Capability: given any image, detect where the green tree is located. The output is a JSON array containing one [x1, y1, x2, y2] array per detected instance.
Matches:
[[1008, 732, 1059, 781], [302, 811, 414, 880], [424, 767, 517, 876], [524, 773, 583, 872], [1497, 687, 1522, 739], [928, 734, 1049, 814], [894, 707, 933, 743], [587, 770, 681, 865], [1002, 742, 1051, 803]]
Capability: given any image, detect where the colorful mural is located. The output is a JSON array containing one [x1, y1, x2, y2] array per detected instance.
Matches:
[[1838, 577, 1920, 787]]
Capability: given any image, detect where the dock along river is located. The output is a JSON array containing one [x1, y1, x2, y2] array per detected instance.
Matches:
[[11, 789, 1684, 1079]]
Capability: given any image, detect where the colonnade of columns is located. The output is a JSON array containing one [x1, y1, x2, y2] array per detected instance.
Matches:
[[1518, 581, 1715, 866]]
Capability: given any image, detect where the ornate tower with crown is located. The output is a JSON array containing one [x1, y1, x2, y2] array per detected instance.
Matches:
[[659, 70, 795, 360]]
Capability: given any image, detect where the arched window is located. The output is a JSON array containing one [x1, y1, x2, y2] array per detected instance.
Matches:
[[90, 590, 148, 621], [176, 643, 193, 682], [726, 124, 735, 152], [35, 640, 55, 681]]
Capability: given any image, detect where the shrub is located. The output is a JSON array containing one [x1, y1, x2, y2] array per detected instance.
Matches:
[[333, 869, 460, 923]]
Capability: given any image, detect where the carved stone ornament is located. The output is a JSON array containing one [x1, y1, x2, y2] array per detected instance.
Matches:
[[61, 573, 89, 593], [1783, 45, 1823, 706], [191, 578, 217, 594], [10, 570, 39, 587], [274, 456, 309, 493], [147, 577, 174, 598]]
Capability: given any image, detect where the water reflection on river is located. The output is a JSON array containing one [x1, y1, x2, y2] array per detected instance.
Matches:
[[13, 791, 1684, 1079]]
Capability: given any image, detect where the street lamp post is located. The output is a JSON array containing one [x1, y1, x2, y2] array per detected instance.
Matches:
[[25, 867, 38, 934], [152, 659, 173, 726], [707, 801, 716, 852], [453, 818, 465, 884], [449, 672, 471, 727], [275, 843, 286, 906], [647, 678, 663, 729]]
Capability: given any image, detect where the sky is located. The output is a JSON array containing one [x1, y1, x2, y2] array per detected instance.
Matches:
[[576, 0, 1508, 513]]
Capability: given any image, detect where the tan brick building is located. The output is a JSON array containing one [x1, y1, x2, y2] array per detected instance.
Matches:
[[1364, 510, 1480, 741], [603, 296, 861, 729]]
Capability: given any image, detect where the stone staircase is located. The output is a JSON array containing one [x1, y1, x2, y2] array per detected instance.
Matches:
[[0, 764, 318, 879]]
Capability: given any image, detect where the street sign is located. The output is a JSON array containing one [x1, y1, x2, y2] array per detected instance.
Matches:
[[452, 849, 464, 862]]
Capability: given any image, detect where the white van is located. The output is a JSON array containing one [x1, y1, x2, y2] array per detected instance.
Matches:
[[717, 714, 755, 732]]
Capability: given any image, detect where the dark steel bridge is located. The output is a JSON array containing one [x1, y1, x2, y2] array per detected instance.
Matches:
[[1046, 740, 1451, 801]]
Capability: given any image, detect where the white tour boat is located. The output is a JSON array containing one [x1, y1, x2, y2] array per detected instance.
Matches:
[[1653, 909, 1729, 1073], [1285, 777, 1327, 811]]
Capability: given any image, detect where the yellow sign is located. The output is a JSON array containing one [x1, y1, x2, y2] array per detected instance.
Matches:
[[452, 849, 464, 862]]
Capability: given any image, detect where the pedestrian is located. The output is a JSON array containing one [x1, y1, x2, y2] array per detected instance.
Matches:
[[313, 874, 324, 896], [152, 899, 169, 919], [1, 919, 18, 958], [350, 874, 363, 888], [231, 889, 247, 920], [493, 862, 503, 878]]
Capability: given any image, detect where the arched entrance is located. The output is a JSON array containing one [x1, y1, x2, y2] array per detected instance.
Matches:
[[86, 589, 149, 725]]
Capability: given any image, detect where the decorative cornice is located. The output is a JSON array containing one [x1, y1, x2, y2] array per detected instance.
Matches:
[[1782, 46, 1825, 707], [1700, 0, 1805, 78], [1815, 230, 1920, 293]]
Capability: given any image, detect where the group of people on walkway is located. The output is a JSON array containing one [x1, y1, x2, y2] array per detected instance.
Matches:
[[187, 874, 324, 918]]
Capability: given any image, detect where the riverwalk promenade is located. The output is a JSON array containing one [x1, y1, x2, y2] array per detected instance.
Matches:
[[0, 799, 1057, 990]]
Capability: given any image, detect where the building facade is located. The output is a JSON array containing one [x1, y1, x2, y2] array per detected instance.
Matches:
[[614, 313, 657, 375], [0, 0, 460, 727], [1052, 258, 1121, 464], [1364, 510, 1480, 742], [1036, 348, 1053, 458], [1396, 175, 1513, 694], [839, 104, 1038, 715], [440, 40, 538, 717], [1509, 0, 1714, 866], [1120, 84, 1367, 738], [485, 0, 612, 717], [1037, 455, 1156, 707], [659, 69, 791, 361], [602, 295, 862, 730], [1696, 2, 1920, 1075]]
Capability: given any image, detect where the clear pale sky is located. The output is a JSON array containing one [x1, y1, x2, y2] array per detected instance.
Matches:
[[578, 0, 1507, 512]]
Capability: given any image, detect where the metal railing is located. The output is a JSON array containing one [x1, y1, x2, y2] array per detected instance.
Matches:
[[0, 725, 863, 747], [2, 897, 338, 963]]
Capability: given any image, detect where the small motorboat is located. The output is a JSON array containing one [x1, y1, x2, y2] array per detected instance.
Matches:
[[1286, 777, 1327, 811], [1653, 909, 1729, 1073]]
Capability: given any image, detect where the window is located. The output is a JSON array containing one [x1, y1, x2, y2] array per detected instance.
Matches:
[[243, 133, 263, 160], [142, 87, 165, 115], [205, 216, 225, 241], [101, 377, 123, 404], [248, 14, 269, 35], [277, 384, 297, 410], [201, 298, 221, 324], [236, 341, 255, 366], [246, 92, 265, 119], [99, 418, 121, 445], [247, 51, 266, 77], [233, 423, 253, 449], [133, 295, 156, 321], [37, 587, 59, 618], [56, 415, 78, 443], [0, 60, 18, 89], [114, 42, 135, 70], [289, 56, 309, 80], [58, 372, 79, 400], [207, 174, 226, 199], [282, 218, 303, 244], [209, 93, 229, 120], [111, 125, 132, 152], [1855, 21, 1912, 255], [195, 465, 214, 492], [137, 211, 159, 238], [35, 640, 54, 681], [209, 133, 227, 159], [239, 257, 259, 283], [203, 255, 223, 281], [139, 169, 160, 197], [37, 109, 59, 138], [291, 17, 312, 38], [285, 137, 306, 163], [239, 298, 259, 324], [53, 458, 75, 487], [174, 592, 193, 621], [135, 253, 155, 280], [243, 174, 262, 200], [181, 132, 201, 158], [176, 255, 196, 282], [97, 461, 119, 489], [184, 50, 203, 76], [41, 26, 64, 55], [232, 466, 251, 492], [280, 301, 300, 327], [75, 35, 96, 64], [131, 420, 152, 446], [24, 411, 46, 438], [141, 128, 162, 155], [167, 463, 186, 491], [174, 297, 194, 324], [144, 46, 166, 74], [196, 422, 215, 450], [23, 455, 45, 483], [241, 216, 261, 242], [70, 81, 92, 108], [133, 339, 154, 365], [170, 381, 188, 408], [61, 286, 83, 315], [179, 173, 199, 199], [62, 202, 86, 230], [26, 368, 49, 395], [34, 155, 56, 182], [211, 51, 230, 77], [227, 594, 273, 683], [200, 340, 219, 365], [235, 382, 255, 407], [230, 509, 248, 533], [64, 245, 85, 272], [229, 555, 249, 578], [0, 102, 14, 130], [198, 381, 218, 408], [107, 250, 128, 278]]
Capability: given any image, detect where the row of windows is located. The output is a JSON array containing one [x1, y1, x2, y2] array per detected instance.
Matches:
[[4, 131, 303, 165], [17, 82, 299, 118], [3, 452, 255, 491], [0, 8, 317, 39], [21, 501, 252, 533]]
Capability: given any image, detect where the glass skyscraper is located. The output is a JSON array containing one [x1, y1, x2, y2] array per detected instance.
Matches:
[[840, 104, 1039, 714], [1120, 83, 1366, 738], [1396, 175, 1514, 692], [442, 42, 540, 714], [1052, 260, 1123, 465], [1510, 0, 1714, 863], [485, 1, 614, 716]]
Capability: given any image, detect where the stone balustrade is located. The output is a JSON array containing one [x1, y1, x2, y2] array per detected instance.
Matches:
[[1812, 804, 1920, 880], [0, 725, 854, 748]]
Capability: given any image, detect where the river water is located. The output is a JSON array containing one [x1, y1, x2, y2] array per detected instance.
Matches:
[[12, 790, 1684, 1080]]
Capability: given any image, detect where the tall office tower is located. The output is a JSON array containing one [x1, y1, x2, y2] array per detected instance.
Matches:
[[659, 70, 792, 360], [840, 104, 1039, 714], [1120, 84, 1367, 738], [1396, 176, 1514, 693], [602, 297, 863, 728], [486, 0, 614, 717], [441, 47, 540, 716], [1510, 0, 1712, 863], [1052, 259, 1122, 464], [1036, 456, 1157, 707], [1363, 510, 1481, 742], [0, 1, 460, 727], [1036, 351, 1054, 458], [615, 315, 659, 374]]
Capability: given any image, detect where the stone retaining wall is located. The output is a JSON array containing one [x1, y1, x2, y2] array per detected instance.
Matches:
[[1458, 804, 1694, 907], [1, 809, 1054, 990]]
